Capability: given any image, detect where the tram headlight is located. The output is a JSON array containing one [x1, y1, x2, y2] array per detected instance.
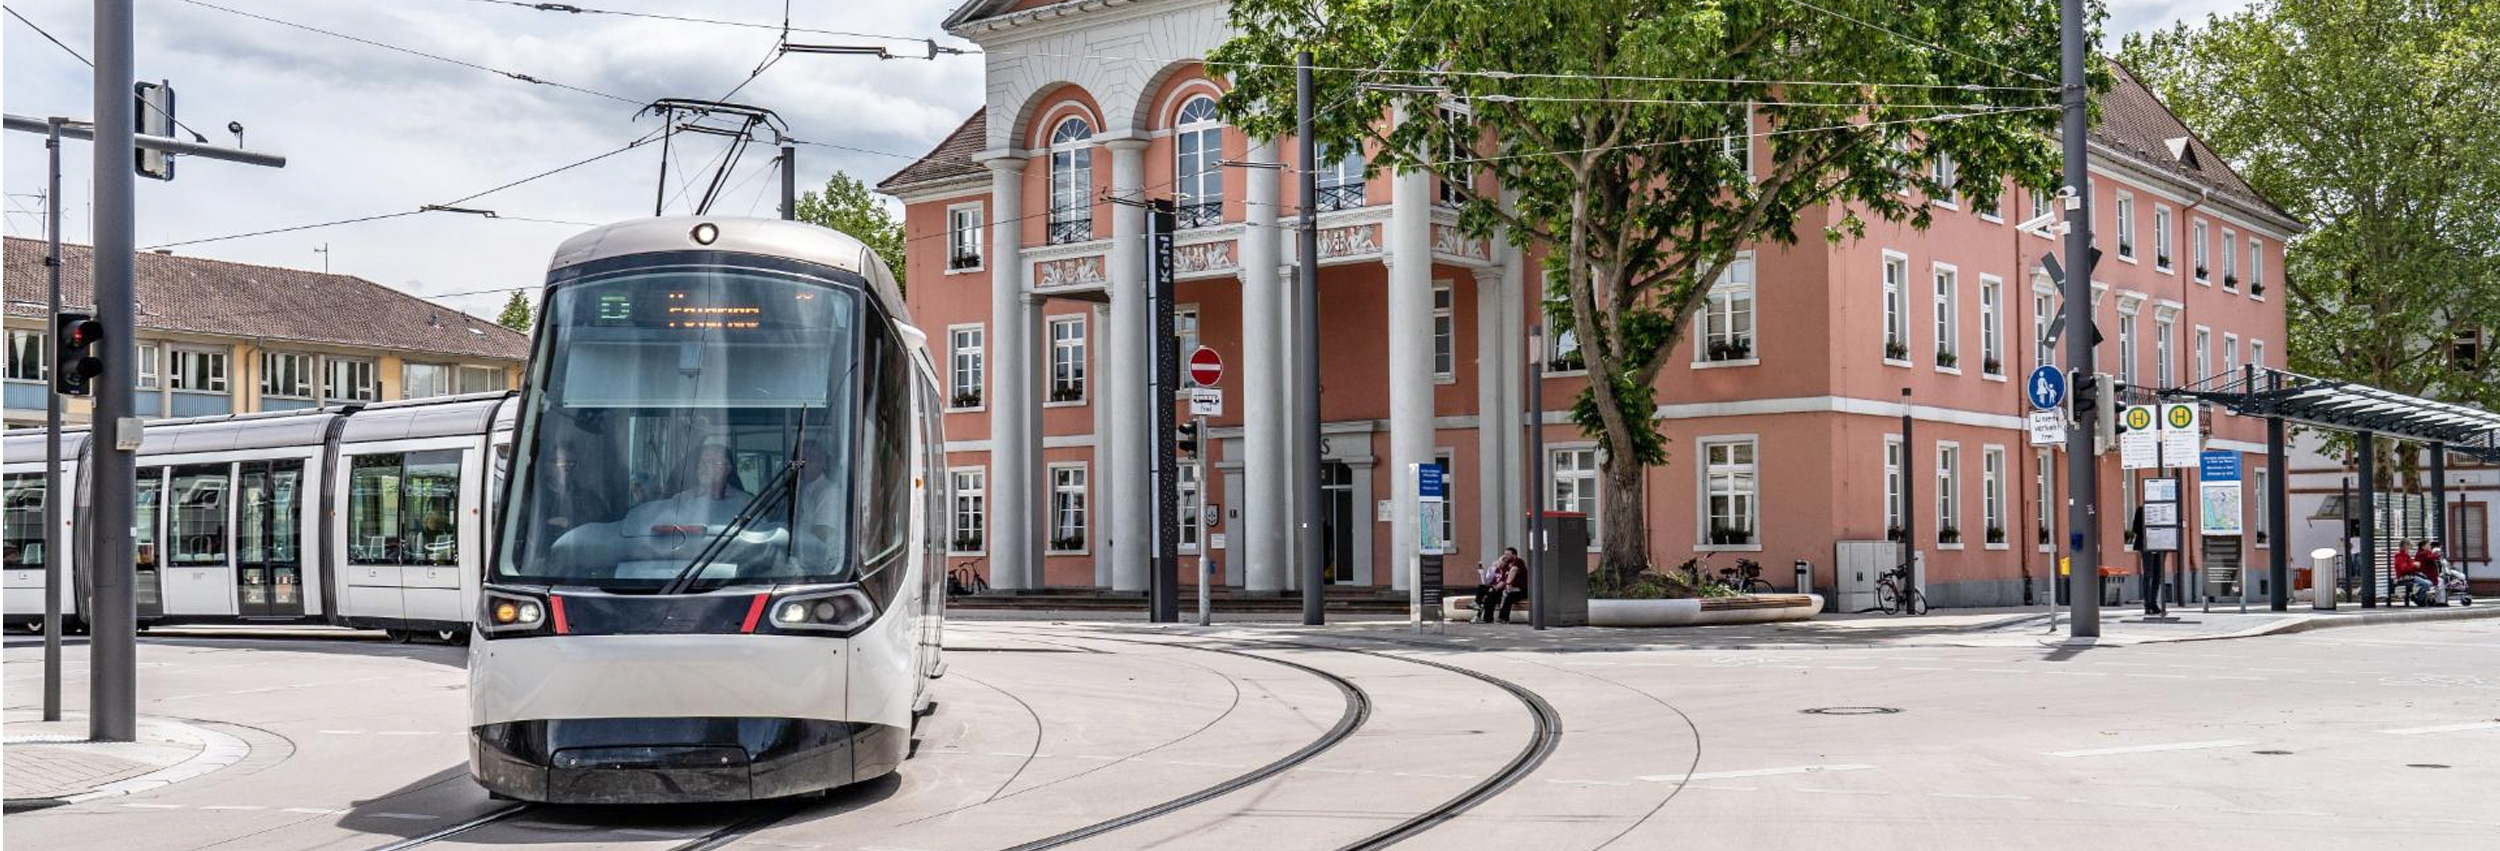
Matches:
[[482, 589, 551, 636], [762, 585, 876, 635]]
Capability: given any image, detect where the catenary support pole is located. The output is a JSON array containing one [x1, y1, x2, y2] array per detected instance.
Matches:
[[1295, 51, 1324, 625], [1526, 327, 1546, 630], [2059, 0, 2101, 638], [2267, 371, 2289, 610], [42, 117, 65, 723], [2430, 441, 2447, 602], [2358, 431, 2377, 608], [89, 0, 140, 743], [1902, 388, 1916, 595]]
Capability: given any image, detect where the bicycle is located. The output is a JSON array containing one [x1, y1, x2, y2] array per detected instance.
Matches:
[[1875, 562, 1929, 615], [1716, 558, 1776, 594], [947, 562, 990, 597]]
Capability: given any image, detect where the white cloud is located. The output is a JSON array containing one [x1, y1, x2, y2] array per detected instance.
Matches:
[[4, 0, 978, 318]]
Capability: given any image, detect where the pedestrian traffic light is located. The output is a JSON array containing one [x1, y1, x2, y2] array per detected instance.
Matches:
[[54, 312, 103, 397], [1176, 421, 1200, 458]]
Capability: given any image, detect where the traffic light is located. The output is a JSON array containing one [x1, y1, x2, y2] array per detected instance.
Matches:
[[1176, 420, 1200, 458], [2069, 371, 2118, 455], [55, 312, 103, 397]]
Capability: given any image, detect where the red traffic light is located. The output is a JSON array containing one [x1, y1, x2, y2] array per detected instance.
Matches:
[[65, 318, 103, 347]]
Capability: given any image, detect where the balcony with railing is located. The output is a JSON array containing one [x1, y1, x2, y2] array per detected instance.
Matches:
[[1176, 202, 1222, 229], [1315, 182, 1365, 212], [1048, 213, 1092, 246]]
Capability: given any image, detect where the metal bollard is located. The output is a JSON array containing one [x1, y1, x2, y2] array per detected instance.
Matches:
[[1794, 559, 1812, 595], [2310, 548, 2336, 610]]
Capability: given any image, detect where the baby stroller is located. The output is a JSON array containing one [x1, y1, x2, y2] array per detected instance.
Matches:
[[2442, 566, 2473, 606]]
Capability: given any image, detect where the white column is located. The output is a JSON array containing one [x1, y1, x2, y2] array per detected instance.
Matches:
[[1105, 138, 1151, 593], [1474, 264, 1509, 562], [1387, 143, 1433, 592], [1091, 302, 1114, 589], [1279, 260, 1303, 592], [982, 156, 1034, 590], [1240, 139, 1289, 594], [1498, 236, 1528, 548]]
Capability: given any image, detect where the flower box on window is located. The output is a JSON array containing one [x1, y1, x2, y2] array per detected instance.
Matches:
[[1705, 337, 1753, 362], [1884, 340, 1909, 361], [1547, 351, 1586, 372], [949, 252, 981, 271], [2119, 240, 2135, 257], [1982, 355, 2003, 376], [1938, 525, 1962, 544], [2195, 264, 2210, 280], [2037, 526, 2053, 546], [1708, 524, 1754, 546], [952, 533, 984, 552], [952, 389, 982, 409], [2156, 253, 2171, 269], [1935, 349, 1959, 369], [1049, 534, 1085, 552], [1986, 525, 2006, 545], [2255, 530, 2270, 546], [1050, 386, 1084, 403], [2250, 281, 2265, 297], [2224, 273, 2240, 289], [1886, 525, 1905, 542]]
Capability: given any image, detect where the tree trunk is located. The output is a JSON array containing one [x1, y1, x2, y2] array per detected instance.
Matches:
[[1599, 455, 1649, 584]]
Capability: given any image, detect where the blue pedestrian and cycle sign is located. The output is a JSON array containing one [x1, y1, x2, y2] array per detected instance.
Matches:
[[2026, 366, 2067, 410]]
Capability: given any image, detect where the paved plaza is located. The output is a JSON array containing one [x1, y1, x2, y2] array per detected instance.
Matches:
[[4, 607, 2495, 850]]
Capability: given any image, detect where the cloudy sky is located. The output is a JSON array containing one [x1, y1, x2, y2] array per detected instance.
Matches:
[[4, 0, 2250, 319]]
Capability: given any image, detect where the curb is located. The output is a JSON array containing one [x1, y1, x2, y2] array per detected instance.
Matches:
[[2139, 603, 2500, 645], [2, 715, 254, 807]]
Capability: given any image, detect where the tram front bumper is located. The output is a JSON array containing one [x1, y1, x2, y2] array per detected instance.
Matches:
[[469, 717, 902, 804]]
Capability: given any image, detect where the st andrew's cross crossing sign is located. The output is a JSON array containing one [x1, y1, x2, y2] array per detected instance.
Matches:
[[1188, 346, 1224, 387]]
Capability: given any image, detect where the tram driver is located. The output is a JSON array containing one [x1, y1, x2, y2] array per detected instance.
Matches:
[[622, 442, 753, 530]]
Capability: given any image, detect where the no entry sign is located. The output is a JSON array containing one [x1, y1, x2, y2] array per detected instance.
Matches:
[[1188, 346, 1223, 387]]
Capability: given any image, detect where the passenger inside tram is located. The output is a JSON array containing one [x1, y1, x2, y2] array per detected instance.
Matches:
[[534, 441, 616, 544], [620, 442, 753, 531]]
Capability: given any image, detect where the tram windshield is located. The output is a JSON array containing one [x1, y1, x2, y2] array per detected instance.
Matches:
[[496, 263, 861, 591]]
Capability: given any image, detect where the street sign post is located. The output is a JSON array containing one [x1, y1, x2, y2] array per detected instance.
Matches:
[[1188, 346, 1224, 388], [2160, 402, 2202, 466], [1413, 463, 1447, 632], [2120, 405, 2159, 469]]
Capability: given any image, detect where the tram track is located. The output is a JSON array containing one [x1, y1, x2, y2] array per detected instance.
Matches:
[[962, 626, 1563, 851]]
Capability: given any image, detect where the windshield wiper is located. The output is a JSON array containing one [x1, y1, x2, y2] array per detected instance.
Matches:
[[658, 410, 810, 595]]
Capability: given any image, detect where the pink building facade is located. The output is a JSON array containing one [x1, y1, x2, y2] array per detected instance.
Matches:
[[882, 0, 2300, 607]]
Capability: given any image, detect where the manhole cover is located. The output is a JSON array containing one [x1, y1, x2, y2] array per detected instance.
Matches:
[[2252, 750, 2294, 755], [1800, 706, 1902, 716], [2407, 763, 2451, 769]]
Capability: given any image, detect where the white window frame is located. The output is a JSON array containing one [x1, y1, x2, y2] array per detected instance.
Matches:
[[1882, 251, 1910, 365], [1932, 262, 1960, 372], [2194, 326, 2212, 383], [322, 356, 375, 402], [1431, 281, 1456, 381], [260, 351, 314, 399], [2248, 237, 2266, 298], [3, 329, 47, 382], [2035, 447, 2056, 552], [136, 342, 161, 390], [1978, 275, 2003, 378], [1884, 436, 1905, 540], [1175, 305, 1203, 390], [2117, 307, 2139, 388], [2032, 287, 2057, 370], [1047, 116, 1094, 244], [948, 324, 985, 410], [949, 467, 987, 555], [1178, 461, 1205, 553], [1542, 271, 1585, 375], [2028, 190, 2053, 239], [169, 347, 229, 393], [2113, 191, 2136, 261], [1173, 95, 1224, 227], [1048, 463, 1089, 553], [1548, 445, 1601, 550], [2192, 219, 2211, 283], [1047, 315, 1087, 405], [1933, 153, 1959, 209], [2153, 204, 2175, 272], [1936, 442, 1962, 548], [1434, 450, 1459, 553], [945, 202, 985, 272], [2223, 331, 2240, 380], [2221, 230, 2239, 291], [1696, 252, 1757, 367], [2251, 338, 2266, 373], [1722, 103, 1755, 180], [2155, 315, 2176, 388], [401, 361, 452, 400], [1696, 436, 1760, 551], [1982, 445, 2007, 549], [2253, 466, 2272, 548]]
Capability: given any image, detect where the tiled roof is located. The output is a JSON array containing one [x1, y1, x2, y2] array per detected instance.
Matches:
[[2093, 60, 2295, 225], [3, 236, 530, 361], [877, 110, 989, 195]]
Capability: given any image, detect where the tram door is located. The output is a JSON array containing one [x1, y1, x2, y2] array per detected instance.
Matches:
[[1321, 462, 1355, 583], [235, 461, 305, 617], [134, 469, 164, 619]]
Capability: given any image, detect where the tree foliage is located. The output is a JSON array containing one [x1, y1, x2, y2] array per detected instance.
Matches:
[[496, 290, 533, 332], [1212, 0, 2074, 575], [2122, 1, 2500, 419], [795, 171, 909, 288]]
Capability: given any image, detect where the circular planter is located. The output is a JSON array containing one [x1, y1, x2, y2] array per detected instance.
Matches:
[[1586, 593, 1823, 628]]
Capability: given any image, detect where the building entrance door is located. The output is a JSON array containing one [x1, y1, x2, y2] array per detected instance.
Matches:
[[1321, 462, 1354, 583], [236, 461, 306, 617]]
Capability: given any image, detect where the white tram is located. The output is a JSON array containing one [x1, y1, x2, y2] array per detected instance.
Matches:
[[3, 393, 515, 641], [466, 217, 947, 803]]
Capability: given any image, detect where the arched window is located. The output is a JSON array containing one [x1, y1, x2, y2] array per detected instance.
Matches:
[[1048, 116, 1094, 244], [1173, 94, 1224, 228]]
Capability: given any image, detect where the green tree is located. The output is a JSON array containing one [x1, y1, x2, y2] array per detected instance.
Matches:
[[2123, 1, 2500, 430], [795, 171, 909, 287], [496, 290, 533, 332], [1213, 0, 2072, 578]]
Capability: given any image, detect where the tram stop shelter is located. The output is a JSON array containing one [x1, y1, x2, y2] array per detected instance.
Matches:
[[2169, 365, 2500, 610]]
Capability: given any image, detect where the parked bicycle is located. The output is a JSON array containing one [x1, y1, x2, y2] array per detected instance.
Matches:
[[1717, 558, 1775, 594], [948, 562, 990, 597], [1876, 561, 1928, 615]]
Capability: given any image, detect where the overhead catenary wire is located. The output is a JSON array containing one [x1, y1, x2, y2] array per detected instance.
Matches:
[[444, 0, 935, 44], [6, 6, 218, 142], [177, 0, 641, 105]]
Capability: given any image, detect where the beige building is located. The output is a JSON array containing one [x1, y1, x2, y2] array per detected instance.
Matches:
[[3, 236, 527, 427]]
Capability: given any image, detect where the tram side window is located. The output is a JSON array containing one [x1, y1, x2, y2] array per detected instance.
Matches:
[[349, 451, 464, 565], [170, 465, 230, 567], [857, 319, 912, 576], [136, 469, 162, 570], [3, 474, 43, 568]]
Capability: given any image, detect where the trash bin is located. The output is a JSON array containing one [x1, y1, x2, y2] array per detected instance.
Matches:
[[2309, 548, 2337, 610]]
